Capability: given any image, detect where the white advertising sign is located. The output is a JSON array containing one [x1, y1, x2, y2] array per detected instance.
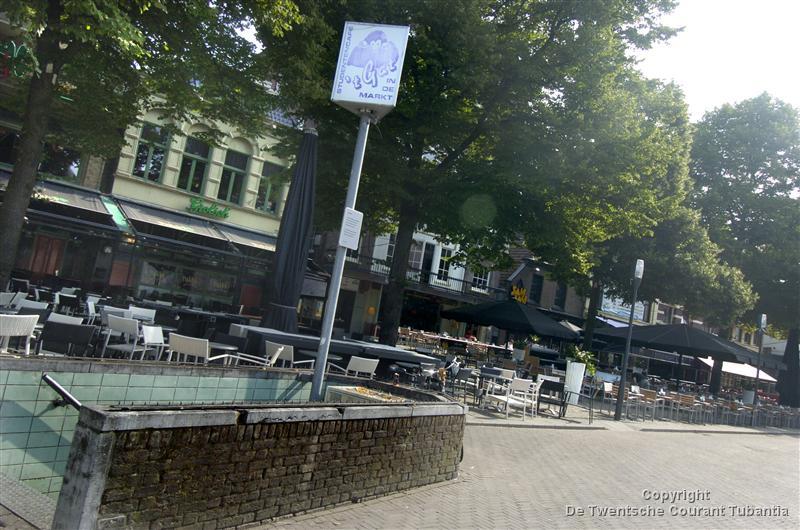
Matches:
[[331, 21, 410, 119], [601, 293, 645, 321], [338, 207, 363, 251]]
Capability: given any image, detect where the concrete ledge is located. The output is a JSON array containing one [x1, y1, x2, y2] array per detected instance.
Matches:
[[411, 403, 466, 417], [80, 406, 240, 432], [341, 405, 413, 420], [244, 407, 343, 424], [0, 355, 301, 379]]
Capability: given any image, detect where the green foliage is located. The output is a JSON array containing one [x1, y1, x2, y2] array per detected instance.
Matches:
[[691, 94, 800, 331], [258, 0, 682, 267], [564, 344, 596, 376], [1, 0, 302, 156]]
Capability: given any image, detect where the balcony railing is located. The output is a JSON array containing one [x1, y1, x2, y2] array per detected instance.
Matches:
[[337, 252, 504, 301]]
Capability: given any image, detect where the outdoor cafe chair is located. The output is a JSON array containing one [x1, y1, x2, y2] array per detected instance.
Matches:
[[56, 294, 81, 316], [264, 340, 315, 369], [20, 299, 49, 311], [166, 333, 261, 366], [486, 378, 539, 419], [452, 367, 477, 402], [100, 306, 132, 327], [36, 321, 96, 357], [9, 278, 29, 293], [0, 314, 39, 355], [17, 307, 49, 324], [7, 292, 28, 310], [0, 292, 15, 307], [327, 356, 380, 379], [128, 306, 156, 324], [101, 314, 145, 359], [141, 325, 166, 361], [47, 312, 84, 325]]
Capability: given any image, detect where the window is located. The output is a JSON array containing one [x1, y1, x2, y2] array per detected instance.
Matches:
[[133, 123, 169, 182], [437, 248, 453, 281], [386, 233, 396, 264], [471, 269, 490, 291], [217, 150, 248, 204], [0, 127, 19, 167], [408, 240, 423, 270], [553, 282, 567, 310], [177, 137, 210, 193], [530, 274, 544, 304], [39, 144, 81, 183], [255, 161, 283, 213]]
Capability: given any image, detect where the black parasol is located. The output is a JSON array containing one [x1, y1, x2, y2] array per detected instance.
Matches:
[[261, 120, 318, 332]]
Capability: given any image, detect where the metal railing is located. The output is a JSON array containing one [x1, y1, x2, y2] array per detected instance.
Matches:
[[41, 373, 82, 410], [336, 253, 505, 301]]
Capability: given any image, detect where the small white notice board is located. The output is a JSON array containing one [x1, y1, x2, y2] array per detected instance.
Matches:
[[338, 207, 363, 251]]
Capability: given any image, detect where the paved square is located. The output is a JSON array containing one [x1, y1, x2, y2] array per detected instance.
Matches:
[[262, 415, 799, 529]]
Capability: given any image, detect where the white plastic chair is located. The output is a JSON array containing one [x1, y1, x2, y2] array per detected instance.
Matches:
[[47, 312, 84, 325], [128, 306, 156, 323], [8, 292, 28, 310], [167, 333, 257, 365], [0, 292, 15, 307], [20, 299, 49, 310], [84, 300, 99, 325], [327, 356, 380, 379], [141, 325, 166, 361], [0, 314, 40, 355], [101, 314, 145, 359], [486, 378, 539, 419], [264, 340, 315, 369]]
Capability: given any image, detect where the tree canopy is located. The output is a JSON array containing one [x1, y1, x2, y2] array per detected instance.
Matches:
[[690, 93, 799, 406], [258, 0, 682, 344], [0, 0, 301, 287]]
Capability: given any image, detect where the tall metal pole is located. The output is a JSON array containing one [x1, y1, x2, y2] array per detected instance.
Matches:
[[311, 113, 372, 401], [614, 259, 644, 421], [751, 313, 766, 426]]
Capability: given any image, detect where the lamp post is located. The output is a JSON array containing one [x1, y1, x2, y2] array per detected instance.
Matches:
[[614, 259, 644, 421], [751, 313, 766, 426]]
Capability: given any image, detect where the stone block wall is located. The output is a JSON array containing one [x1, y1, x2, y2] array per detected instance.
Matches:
[[54, 403, 465, 529]]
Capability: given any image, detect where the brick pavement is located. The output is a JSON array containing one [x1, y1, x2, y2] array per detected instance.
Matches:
[[261, 414, 800, 529]]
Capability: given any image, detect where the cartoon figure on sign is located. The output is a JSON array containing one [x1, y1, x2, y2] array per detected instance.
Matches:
[[347, 30, 400, 88]]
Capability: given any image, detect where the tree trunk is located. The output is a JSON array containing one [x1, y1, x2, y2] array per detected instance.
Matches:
[[0, 12, 63, 289], [777, 326, 799, 407], [377, 201, 418, 346], [582, 278, 601, 350], [710, 323, 734, 395], [709, 357, 723, 396], [98, 129, 126, 193]]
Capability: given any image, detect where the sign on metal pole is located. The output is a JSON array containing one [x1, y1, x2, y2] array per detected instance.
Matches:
[[331, 22, 410, 120], [311, 22, 410, 401]]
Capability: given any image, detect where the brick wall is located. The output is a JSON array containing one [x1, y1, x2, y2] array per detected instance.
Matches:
[[54, 403, 465, 529]]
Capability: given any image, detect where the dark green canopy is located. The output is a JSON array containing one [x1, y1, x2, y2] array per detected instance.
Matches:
[[440, 300, 579, 341]]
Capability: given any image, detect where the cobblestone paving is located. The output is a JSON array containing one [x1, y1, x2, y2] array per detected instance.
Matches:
[[262, 415, 800, 529]]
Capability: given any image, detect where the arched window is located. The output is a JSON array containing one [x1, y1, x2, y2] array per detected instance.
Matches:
[[255, 161, 283, 213], [133, 123, 169, 182], [217, 149, 249, 204], [177, 137, 210, 193]]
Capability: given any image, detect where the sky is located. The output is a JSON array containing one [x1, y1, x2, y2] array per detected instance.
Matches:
[[636, 0, 800, 121]]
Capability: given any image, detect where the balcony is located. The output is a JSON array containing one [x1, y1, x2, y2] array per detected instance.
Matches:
[[334, 252, 504, 303]]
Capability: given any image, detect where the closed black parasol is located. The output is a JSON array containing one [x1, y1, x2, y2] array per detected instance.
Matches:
[[440, 300, 579, 341], [261, 121, 318, 332]]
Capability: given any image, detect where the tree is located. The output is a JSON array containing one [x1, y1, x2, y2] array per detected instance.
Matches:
[[258, 0, 681, 345], [691, 94, 800, 406], [0, 0, 301, 289]]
